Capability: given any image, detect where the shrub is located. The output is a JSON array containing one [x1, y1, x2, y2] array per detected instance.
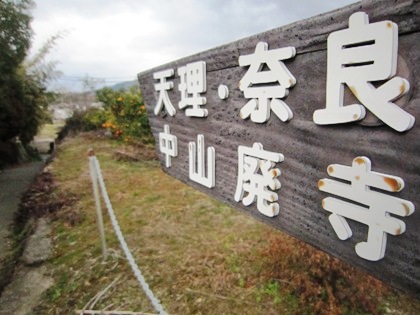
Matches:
[[95, 86, 153, 143], [58, 86, 154, 145], [57, 111, 93, 140], [81, 108, 111, 131]]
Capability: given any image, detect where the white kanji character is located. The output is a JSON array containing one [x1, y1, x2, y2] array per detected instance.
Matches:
[[153, 69, 176, 116], [158, 124, 178, 167], [318, 156, 415, 261], [234, 143, 284, 217], [189, 134, 215, 188], [238, 42, 296, 123], [178, 61, 208, 117], [313, 12, 415, 132]]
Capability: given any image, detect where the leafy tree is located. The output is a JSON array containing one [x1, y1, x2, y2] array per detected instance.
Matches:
[[0, 0, 33, 72], [0, 0, 61, 166], [22, 31, 64, 130], [24, 32, 63, 84], [0, 0, 33, 143]]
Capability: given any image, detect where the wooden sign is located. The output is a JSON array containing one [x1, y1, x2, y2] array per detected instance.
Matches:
[[138, 0, 419, 297]]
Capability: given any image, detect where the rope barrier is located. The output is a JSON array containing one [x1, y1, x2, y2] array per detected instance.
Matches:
[[88, 153, 168, 315]]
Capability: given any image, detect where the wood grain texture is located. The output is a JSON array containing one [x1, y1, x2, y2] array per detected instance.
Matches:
[[138, 0, 420, 297]]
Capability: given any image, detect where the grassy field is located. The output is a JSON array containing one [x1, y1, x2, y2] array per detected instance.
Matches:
[[33, 133, 419, 314], [36, 122, 65, 140]]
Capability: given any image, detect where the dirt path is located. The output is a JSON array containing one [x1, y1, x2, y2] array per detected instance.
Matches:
[[0, 161, 52, 315], [0, 161, 45, 262], [0, 218, 54, 315]]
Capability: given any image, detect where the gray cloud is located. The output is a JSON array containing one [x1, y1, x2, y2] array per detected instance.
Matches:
[[31, 0, 356, 91]]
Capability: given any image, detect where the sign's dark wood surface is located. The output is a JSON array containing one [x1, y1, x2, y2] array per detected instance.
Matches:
[[138, 0, 419, 297]]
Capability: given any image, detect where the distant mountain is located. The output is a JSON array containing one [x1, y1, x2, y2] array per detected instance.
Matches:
[[47, 79, 139, 93], [109, 80, 138, 91]]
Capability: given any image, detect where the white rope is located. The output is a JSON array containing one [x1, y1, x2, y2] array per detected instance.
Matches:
[[89, 156, 168, 315]]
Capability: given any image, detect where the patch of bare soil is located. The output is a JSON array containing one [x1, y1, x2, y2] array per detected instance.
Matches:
[[113, 143, 158, 162], [14, 170, 79, 231]]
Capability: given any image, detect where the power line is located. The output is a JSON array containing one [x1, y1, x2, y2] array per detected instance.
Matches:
[[57, 75, 137, 82]]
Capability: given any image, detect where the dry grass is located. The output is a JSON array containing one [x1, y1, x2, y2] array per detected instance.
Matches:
[[33, 133, 419, 315], [36, 123, 65, 140]]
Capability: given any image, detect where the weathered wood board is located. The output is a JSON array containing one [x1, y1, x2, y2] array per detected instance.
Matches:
[[138, 0, 419, 297]]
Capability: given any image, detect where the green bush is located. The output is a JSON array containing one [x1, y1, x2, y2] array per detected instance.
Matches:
[[59, 86, 153, 145], [81, 108, 110, 131], [57, 110, 95, 140], [95, 86, 153, 143]]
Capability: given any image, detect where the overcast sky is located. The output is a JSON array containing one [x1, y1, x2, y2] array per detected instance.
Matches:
[[30, 0, 356, 91]]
